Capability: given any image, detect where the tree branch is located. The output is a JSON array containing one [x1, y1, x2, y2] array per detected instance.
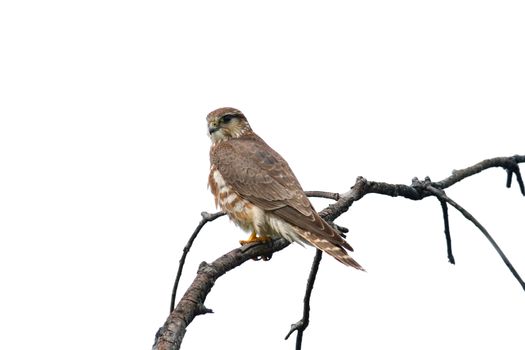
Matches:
[[170, 211, 226, 312], [433, 155, 525, 194], [284, 249, 323, 349], [153, 238, 291, 350], [153, 154, 525, 350], [507, 155, 525, 195], [304, 191, 340, 201], [425, 185, 525, 291], [438, 198, 455, 264]]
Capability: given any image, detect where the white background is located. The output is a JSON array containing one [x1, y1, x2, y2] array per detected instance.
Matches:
[[1, 1, 524, 349]]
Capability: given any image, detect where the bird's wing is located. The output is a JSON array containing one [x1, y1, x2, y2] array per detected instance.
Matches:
[[211, 134, 352, 250]]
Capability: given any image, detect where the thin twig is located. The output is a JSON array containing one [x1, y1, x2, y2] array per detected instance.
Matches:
[[438, 198, 455, 264], [510, 155, 525, 196], [506, 169, 513, 189], [333, 223, 348, 234], [169, 211, 226, 312], [516, 168, 525, 195], [515, 167, 525, 196], [285, 195, 342, 349], [285, 249, 323, 350], [426, 185, 525, 291], [304, 191, 340, 201]]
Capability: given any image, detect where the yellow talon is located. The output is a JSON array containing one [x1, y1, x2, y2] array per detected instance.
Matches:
[[239, 231, 270, 245]]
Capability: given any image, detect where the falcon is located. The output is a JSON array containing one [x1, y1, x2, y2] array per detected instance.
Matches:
[[207, 107, 363, 270]]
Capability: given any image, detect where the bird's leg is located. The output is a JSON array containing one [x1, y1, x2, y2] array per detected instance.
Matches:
[[239, 231, 271, 245], [239, 231, 272, 261], [239, 231, 257, 245]]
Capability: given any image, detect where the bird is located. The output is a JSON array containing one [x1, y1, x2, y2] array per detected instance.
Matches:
[[207, 107, 363, 270]]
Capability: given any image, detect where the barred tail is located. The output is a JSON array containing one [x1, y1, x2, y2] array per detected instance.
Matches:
[[295, 229, 365, 270]]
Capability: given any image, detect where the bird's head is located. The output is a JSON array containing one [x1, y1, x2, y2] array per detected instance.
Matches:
[[206, 107, 252, 143]]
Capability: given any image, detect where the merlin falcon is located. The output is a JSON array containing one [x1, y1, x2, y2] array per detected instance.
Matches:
[[207, 107, 363, 270]]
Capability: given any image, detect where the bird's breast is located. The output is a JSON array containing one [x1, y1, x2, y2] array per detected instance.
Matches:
[[208, 165, 254, 230]]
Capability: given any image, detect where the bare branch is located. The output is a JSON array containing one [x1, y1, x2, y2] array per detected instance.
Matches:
[[433, 155, 525, 194], [320, 155, 525, 222], [285, 249, 323, 350], [425, 185, 525, 291], [507, 155, 525, 196], [154, 154, 525, 350], [169, 211, 226, 312], [304, 191, 340, 201], [154, 238, 290, 350], [333, 223, 348, 234], [438, 198, 455, 264]]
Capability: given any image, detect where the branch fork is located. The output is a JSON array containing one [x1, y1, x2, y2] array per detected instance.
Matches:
[[155, 154, 525, 350]]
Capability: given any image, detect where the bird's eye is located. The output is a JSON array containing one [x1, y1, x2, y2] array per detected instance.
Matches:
[[221, 115, 234, 123]]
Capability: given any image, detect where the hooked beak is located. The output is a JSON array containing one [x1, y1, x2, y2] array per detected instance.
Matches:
[[208, 124, 219, 134]]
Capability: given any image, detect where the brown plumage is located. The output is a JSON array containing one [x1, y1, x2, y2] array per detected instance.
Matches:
[[207, 107, 363, 270]]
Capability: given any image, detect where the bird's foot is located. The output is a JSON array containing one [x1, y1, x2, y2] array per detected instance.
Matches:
[[239, 232, 271, 246], [239, 232, 272, 261]]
